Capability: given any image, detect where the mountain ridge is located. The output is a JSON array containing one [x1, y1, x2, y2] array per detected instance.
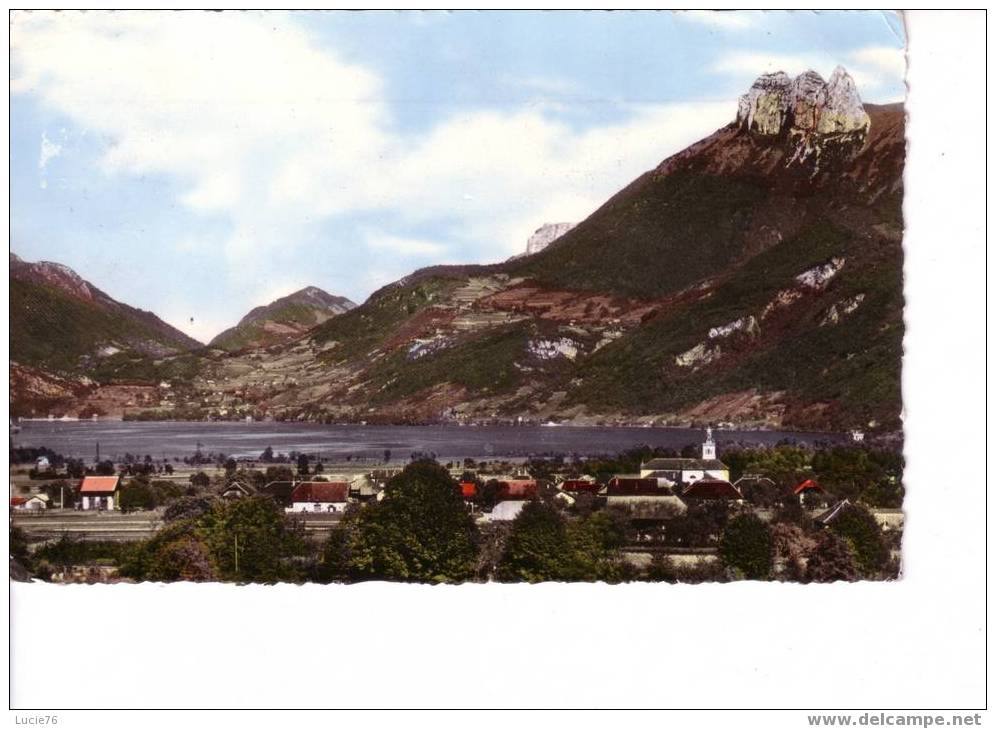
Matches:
[[208, 286, 356, 352]]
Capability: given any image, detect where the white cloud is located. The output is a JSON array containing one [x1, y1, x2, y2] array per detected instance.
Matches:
[[711, 48, 906, 99], [365, 232, 447, 258], [37, 131, 62, 188], [11, 10, 737, 307], [38, 132, 61, 170], [676, 10, 758, 31], [849, 45, 907, 79]]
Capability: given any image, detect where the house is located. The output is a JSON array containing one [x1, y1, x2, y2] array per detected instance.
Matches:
[[497, 479, 537, 501], [35, 456, 50, 470], [553, 490, 577, 507], [639, 428, 729, 484], [10, 495, 47, 511], [482, 500, 528, 522], [560, 478, 600, 494], [605, 476, 687, 513], [78, 476, 120, 511], [734, 474, 781, 505], [814, 499, 852, 527], [348, 475, 381, 503], [259, 480, 297, 508], [220, 481, 253, 499], [681, 476, 743, 502], [287, 481, 350, 513], [794, 478, 826, 507]]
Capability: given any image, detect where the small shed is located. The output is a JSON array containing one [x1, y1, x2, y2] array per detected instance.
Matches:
[[78, 476, 120, 511]]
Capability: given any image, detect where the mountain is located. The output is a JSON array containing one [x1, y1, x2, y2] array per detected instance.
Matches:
[[12, 67, 906, 432], [10, 252, 201, 372], [209, 287, 355, 352], [10, 252, 205, 415], [181, 66, 903, 432]]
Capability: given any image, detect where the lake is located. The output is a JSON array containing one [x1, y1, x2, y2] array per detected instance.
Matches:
[[11, 421, 849, 462]]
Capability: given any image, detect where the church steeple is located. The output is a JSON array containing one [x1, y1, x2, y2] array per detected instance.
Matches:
[[702, 427, 716, 460]]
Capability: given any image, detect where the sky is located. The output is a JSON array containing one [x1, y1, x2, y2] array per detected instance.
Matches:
[[9, 10, 907, 343]]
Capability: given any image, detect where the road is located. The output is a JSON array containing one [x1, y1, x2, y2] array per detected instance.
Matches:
[[12, 509, 342, 543]]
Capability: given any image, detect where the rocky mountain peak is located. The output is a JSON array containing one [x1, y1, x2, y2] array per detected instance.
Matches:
[[526, 222, 576, 256], [736, 66, 870, 163]]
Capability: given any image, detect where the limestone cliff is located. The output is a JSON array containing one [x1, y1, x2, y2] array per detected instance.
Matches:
[[736, 66, 871, 163]]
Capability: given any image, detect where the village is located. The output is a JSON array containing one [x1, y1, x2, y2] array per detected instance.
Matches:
[[9, 428, 904, 584]]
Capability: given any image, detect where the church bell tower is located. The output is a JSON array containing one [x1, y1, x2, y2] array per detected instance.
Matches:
[[702, 427, 716, 460]]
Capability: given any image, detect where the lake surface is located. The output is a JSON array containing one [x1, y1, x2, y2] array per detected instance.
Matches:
[[12, 421, 849, 462]]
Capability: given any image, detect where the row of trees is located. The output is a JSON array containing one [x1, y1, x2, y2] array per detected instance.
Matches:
[[13, 458, 897, 585]]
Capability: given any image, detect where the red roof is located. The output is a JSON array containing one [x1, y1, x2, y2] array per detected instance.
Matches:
[[682, 477, 742, 500], [498, 479, 537, 499], [79, 476, 120, 493], [793, 479, 824, 495], [606, 477, 670, 496], [460, 482, 477, 498], [10, 497, 29, 506], [290, 481, 350, 503], [561, 479, 600, 494]]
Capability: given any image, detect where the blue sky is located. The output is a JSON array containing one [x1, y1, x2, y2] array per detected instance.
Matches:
[[10, 10, 906, 343]]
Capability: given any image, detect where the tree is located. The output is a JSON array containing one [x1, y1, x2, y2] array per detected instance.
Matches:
[[198, 496, 307, 583], [119, 479, 158, 512], [42, 480, 75, 508], [297, 453, 310, 476], [95, 460, 116, 476], [829, 504, 889, 577], [384, 449, 392, 463], [224, 457, 237, 475], [719, 513, 773, 580], [806, 530, 859, 583], [348, 460, 478, 583], [316, 526, 353, 583], [189, 471, 210, 489], [146, 536, 216, 582], [260, 446, 275, 463], [497, 500, 574, 582], [770, 522, 817, 581], [163, 496, 216, 523]]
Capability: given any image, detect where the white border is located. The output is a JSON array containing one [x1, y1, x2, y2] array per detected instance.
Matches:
[[5, 8, 990, 720]]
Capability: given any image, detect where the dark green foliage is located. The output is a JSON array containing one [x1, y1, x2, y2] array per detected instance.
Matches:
[[122, 496, 306, 583], [366, 323, 532, 403], [35, 535, 130, 571], [812, 447, 904, 506], [665, 502, 731, 548], [163, 495, 216, 523], [198, 497, 307, 582], [10, 277, 198, 377], [829, 503, 889, 576], [41, 480, 76, 508], [498, 500, 574, 582], [189, 471, 211, 489], [210, 289, 354, 351], [118, 479, 157, 512], [509, 171, 768, 298], [347, 460, 478, 582], [806, 530, 859, 583], [311, 277, 459, 359], [316, 526, 353, 583], [719, 513, 774, 579]]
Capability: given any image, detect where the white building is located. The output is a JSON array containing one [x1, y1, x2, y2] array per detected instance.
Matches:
[[287, 481, 350, 513], [78, 476, 120, 511], [639, 428, 729, 484], [482, 500, 528, 522]]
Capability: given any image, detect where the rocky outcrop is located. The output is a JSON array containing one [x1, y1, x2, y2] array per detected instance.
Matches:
[[526, 223, 576, 256], [736, 66, 871, 163]]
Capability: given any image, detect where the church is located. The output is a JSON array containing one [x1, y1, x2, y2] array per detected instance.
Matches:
[[639, 428, 730, 487]]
